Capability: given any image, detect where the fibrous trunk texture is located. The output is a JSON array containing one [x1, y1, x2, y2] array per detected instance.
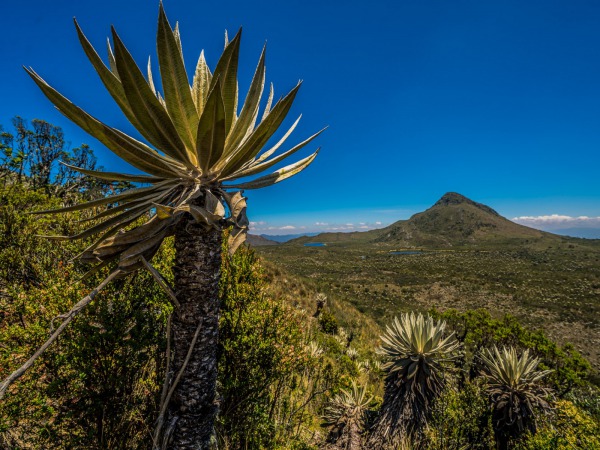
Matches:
[[368, 375, 431, 449], [167, 220, 222, 449], [326, 420, 363, 450]]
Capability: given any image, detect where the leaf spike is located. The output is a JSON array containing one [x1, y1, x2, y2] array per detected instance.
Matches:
[[157, 2, 200, 159]]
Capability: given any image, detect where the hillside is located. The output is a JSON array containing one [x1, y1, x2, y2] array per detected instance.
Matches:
[[291, 192, 569, 249], [374, 192, 550, 247], [259, 193, 600, 369], [246, 234, 279, 246]]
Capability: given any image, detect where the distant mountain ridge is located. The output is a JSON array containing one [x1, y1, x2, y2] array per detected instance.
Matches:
[[551, 228, 600, 239], [261, 233, 320, 243], [246, 234, 279, 246], [291, 192, 564, 248]]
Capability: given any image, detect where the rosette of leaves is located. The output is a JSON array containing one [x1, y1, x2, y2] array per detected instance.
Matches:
[[480, 346, 552, 449], [26, 5, 322, 273], [323, 381, 372, 450], [369, 312, 462, 445]]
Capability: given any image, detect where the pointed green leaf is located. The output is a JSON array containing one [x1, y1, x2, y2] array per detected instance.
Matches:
[[74, 20, 147, 132], [147, 56, 157, 95], [225, 127, 325, 180], [31, 182, 173, 215], [157, 4, 199, 161], [60, 162, 165, 183], [53, 202, 152, 241], [225, 45, 266, 154], [106, 39, 119, 77], [192, 51, 212, 113], [111, 26, 192, 166], [196, 80, 226, 171], [223, 150, 318, 190], [25, 68, 185, 178], [262, 82, 274, 120], [219, 83, 301, 175], [250, 115, 301, 165], [173, 22, 183, 56], [78, 189, 174, 224], [210, 29, 241, 133]]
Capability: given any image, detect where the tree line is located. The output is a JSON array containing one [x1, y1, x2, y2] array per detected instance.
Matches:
[[0, 116, 131, 197]]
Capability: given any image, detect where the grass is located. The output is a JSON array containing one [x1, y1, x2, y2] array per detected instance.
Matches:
[[257, 238, 600, 370]]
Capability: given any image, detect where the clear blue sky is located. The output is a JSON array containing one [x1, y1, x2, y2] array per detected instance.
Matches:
[[2, 0, 600, 234]]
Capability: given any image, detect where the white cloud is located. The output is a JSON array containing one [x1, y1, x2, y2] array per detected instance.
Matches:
[[345, 223, 354, 226], [279, 225, 296, 230], [512, 215, 600, 230], [249, 220, 266, 227], [375, 221, 382, 225], [315, 222, 328, 226]]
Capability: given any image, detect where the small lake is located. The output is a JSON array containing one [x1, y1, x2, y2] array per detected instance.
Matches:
[[389, 251, 423, 255], [304, 242, 327, 247]]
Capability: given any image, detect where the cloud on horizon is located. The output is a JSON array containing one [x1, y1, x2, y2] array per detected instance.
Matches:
[[249, 219, 388, 235], [512, 214, 600, 230]]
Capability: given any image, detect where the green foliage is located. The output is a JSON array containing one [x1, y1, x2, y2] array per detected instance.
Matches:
[[258, 235, 600, 368], [427, 379, 495, 449], [0, 175, 359, 449], [514, 399, 600, 450], [2, 138, 598, 448], [319, 311, 339, 334], [0, 182, 171, 449], [432, 309, 591, 394], [0, 117, 128, 197], [217, 243, 306, 448]]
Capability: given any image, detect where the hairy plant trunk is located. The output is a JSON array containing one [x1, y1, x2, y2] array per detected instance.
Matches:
[[368, 380, 429, 448], [166, 220, 222, 449]]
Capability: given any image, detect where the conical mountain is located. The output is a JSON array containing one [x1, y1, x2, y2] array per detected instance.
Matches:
[[374, 192, 547, 247], [291, 192, 561, 248]]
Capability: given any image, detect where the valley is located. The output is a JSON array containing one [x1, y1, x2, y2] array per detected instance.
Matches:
[[256, 193, 600, 369]]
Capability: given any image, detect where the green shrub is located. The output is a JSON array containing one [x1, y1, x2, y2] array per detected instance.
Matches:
[[0, 183, 171, 449], [431, 309, 591, 394], [514, 399, 600, 450], [217, 243, 306, 449], [319, 311, 339, 334], [426, 379, 494, 449]]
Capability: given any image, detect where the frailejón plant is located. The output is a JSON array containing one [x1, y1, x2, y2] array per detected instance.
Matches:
[[480, 346, 552, 449], [324, 381, 372, 450], [0, 4, 322, 449], [369, 312, 462, 446]]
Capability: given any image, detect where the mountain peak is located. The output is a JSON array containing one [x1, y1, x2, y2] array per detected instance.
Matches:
[[434, 192, 499, 216]]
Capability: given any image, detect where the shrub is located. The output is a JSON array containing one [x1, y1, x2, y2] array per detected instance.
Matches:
[[319, 311, 339, 334]]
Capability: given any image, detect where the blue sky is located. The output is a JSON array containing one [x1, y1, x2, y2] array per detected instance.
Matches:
[[2, 0, 600, 234]]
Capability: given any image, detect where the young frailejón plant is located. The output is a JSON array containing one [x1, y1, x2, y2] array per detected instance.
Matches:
[[480, 346, 552, 450], [323, 381, 372, 450], [369, 312, 462, 447], [0, 4, 322, 449]]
